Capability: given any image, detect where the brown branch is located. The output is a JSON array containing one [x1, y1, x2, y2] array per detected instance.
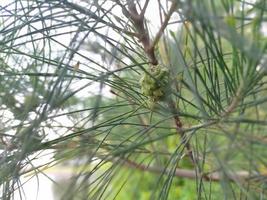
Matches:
[[118, 0, 178, 65], [119, 0, 158, 65], [123, 159, 262, 183], [167, 99, 195, 165]]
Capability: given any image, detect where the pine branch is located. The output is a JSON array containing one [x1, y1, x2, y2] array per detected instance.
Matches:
[[123, 159, 264, 183]]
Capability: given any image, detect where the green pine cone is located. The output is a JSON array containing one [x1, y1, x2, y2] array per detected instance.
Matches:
[[140, 66, 170, 102]]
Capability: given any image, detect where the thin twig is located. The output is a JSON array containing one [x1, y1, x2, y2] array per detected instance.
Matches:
[[151, 0, 178, 48], [140, 0, 150, 18], [221, 83, 244, 117]]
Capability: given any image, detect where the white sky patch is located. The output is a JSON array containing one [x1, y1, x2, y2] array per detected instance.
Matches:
[[14, 174, 55, 200], [261, 22, 267, 36]]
